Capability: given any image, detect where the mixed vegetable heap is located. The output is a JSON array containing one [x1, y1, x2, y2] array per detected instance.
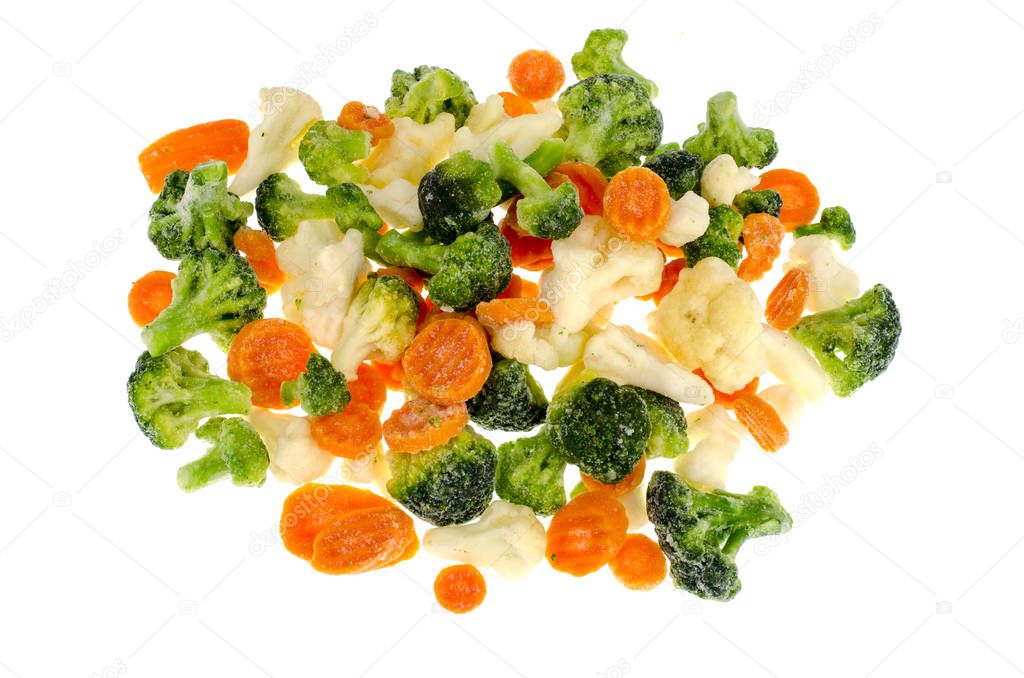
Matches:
[[126, 28, 901, 610]]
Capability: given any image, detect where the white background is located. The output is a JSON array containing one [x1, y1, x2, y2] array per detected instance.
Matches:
[[1, 1, 1021, 676]]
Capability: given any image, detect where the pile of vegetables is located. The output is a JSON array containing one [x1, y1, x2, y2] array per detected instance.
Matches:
[[126, 28, 901, 610]]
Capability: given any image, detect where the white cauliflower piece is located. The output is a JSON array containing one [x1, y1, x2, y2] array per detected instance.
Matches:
[[423, 501, 546, 580], [339, 447, 377, 484], [277, 222, 368, 347], [362, 113, 455, 188], [540, 216, 662, 333], [451, 94, 563, 162], [583, 324, 713, 406], [648, 257, 767, 393], [229, 87, 322, 196], [358, 179, 422, 230], [759, 325, 829, 402], [700, 154, 758, 207], [786, 234, 859, 312], [674, 404, 744, 490], [659, 190, 710, 246], [759, 384, 804, 429], [248, 409, 333, 484], [620, 485, 648, 530], [481, 319, 589, 371]]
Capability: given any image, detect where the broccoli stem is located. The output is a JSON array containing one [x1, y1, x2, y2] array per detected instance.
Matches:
[[187, 380, 253, 417], [141, 301, 202, 357], [177, 452, 228, 491], [375, 230, 446, 274], [493, 143, 550, 198], [337, 222, 384, 262]]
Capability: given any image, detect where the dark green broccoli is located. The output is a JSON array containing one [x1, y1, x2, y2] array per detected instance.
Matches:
[[497, 138, 567, 202], [643, 149, 704, 200], [794, 206, 856, 249], [148, 161, 253, 259], [492, 142, 583, 239], [418, 151, 502, 244], [177, 417, 269, 491], [297, 121, 371, 186], [571, 28, 657, 97], [495, 428, 566, 516], [557, 73, 664, 176], [684, 92, 778, 169], [682, 205, 743, 268], [141, 248, 266, 356], [547, 377, 649, 484], [385, 65, 477, 127], [127, 347, 252, 450], [375, 222, 511, 311], [647, 470, 792, 601], [626, 387, 689, 459], [467, 357, 548, 431], [280, 353, 350, 417], [332, 274, 419, 378], [386, 427, 497, 525], [790, 284, 901, 397], [733, 189, 782, 218], [254, 174, 382, 243]]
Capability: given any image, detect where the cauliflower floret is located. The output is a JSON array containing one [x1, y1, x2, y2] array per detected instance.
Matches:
[[248, 409, 333, 484], [659, 190, 710, 246], [786, 234, 859, 312], [620, 485, 648, 530], [674, 404, 744, 490], [362, 113, 455, 188], [451, 94, 563, 162], [358, 179, 422, 230], [759, 325, 829, 402], [481, 318, 589, 371], [758, 384, 804, 429], [229, 87, 322, 196], [423, 500, 546, 579], [700, 154, 758, 207], [277, 222, 368, 347], [339, 447, 377, 484], [649, 257, 766, 393], [540, 216, 662, 333], [583, 324, 713, 406]]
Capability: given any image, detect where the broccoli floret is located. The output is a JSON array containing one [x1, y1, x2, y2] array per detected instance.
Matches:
[[492, 142, 583, 239], [682, 205, 743, 268], [571, 28, 658, 97], [647, 471, 792, 601], [386, 427, 497, 526], [385, 65, 477, 128], [733, 189, 782, 218], [643, 149, 704, 200], [794, 206, 856, 249], [331, 274, 419, 379], [255, 174, 383, 249], [467, 357, 548, 431], [376, 222, 512, 311], [790, 284, 901, 397], [148, 161, 253, 259], [649, 142, 680, 157], [557, 73, 663, 177], [141, 248, 266, 356], [495, 428, 566, 516], [418, 151, 502, 244], [497, 138, 567, 202], [626, 387, 689, 459], [547, 377, 649, 484], [297, 120, 371, 186], [280, 353, 350, 417], [684, 91, 778, 169], [127, 348, 252, 449], [177, 417, 269, 491]]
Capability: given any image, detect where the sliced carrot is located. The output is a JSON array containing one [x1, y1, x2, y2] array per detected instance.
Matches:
[[766, 269, 809, 330], [638, 258, 686, 305], [656, 240, 685, 259], [383, 398, 468, 453], [546, 492, 628, 576], [349, 363, 388, 413], [498, 91, 537, 117], [475, 298, 553, 327], [508, 50, 565, 100], [500, 217, 553, 271], [755, 169, 820, 231], [138, 119, 249, 193], [434, 564, 487, 614], [337, 101, 394, 144], [581, 457, 646, 498], [608, 534, 667, 591], [233, 228, 285, 293], [311, 504, 417, 574], [128, 270, 175, 326], [603, 167, 671, 241], [310, 403, 383, 459], [737, 213, 785, 282], [549, 161, 607, 216], [402, 317, 492, 405], [279, 484, 393, 560], [733, 393, 790, 452], [371, 360, 406, 391], [694, 369, 759, 409], [227, 319, 314, 409]]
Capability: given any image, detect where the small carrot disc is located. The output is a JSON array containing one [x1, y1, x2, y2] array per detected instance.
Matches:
[[603, 167, 672, 241], [608, 534, 667, 591], [581, 457, 646, 497], [737, 213, 785, 282], [402, 318, 492, 405], [733, 393, 790, 452], [348, 363, 388, 413], [546, 492, 628, 576], [337, 101, 395, 144], [434, 564, 487, 614], [383, 398, 468, 453], [508, 49, 566, 100], [766, 268, 809, 330], [310, 403, 383, 459], [128, 270, 175, 326], [475, 298, 553, 327], [233, 228, 285, 293], [498, 91, 537, 117], [227, 319, 315, 409], [311, 504, 417, 574], [755, 169, 820, 230]]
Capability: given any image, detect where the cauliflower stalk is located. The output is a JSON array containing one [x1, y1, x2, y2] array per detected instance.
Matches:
[[451, 94, 563, 163], [758, 384, 804, 429], [786, 234, 860, 312], [699, 154, 758, 207], [674, 404, 744, 490], [759, 325, 829, 402], [480, 318, 589, 371], [247, 409, 333, 484], [358, 179, 423, 230], [659, 190, 710, 247], [363, 113, 455, 188]]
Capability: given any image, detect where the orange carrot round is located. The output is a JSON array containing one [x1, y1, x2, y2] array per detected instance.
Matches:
[[383, 398, 468, 453], [434, 564, 487, 614], [546, 492, 628, 576], [337, 101, 394, 144], [603, 167, 671, 241], [138, 119, 249, 193], [508, 50, 565, 100], [348, 363, 388, 413], [233, 228, 285, 293], [310, 403, 383, 459], [279, 484, 394, 560], [500, 217, 553, 271], [766, 268, 809, 330], [475, 298, 553, 327], [311, 504, 417, 574], [227, 319, 314, 409], [608, 534, 667, 591], [733, 393, 790, 452], [128, 270, 175, 326], [402, 317, 492, 405], [737, 213, 785, 282], [498, 91, 537, 117], [755, 169, 820, 230], [549, 161, 607, 216]]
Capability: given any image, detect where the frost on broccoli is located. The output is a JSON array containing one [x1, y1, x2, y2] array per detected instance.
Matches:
[[643, 149, 704, 200], [385, 65, 477, 128], [280, 353, 350, 417], [492, 142, 584, 239], [297, 120, 371, 186], [177, 417, 269, 491], [682, 205, 743, 268], [331, 274, 419, 379], [684, 92, 778, 169], [733, 189, 782, 218], [495, 429, 567, 516], [571, 28, 658, 97], [418, 150, 502, 244], [626, 386, 689, 459], [794, 206, 856, 249], [467, 357, 548, 431]]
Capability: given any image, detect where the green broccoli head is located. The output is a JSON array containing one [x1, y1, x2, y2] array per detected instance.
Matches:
[[682, 205, 743, 268], [467, 357, 548, 431], [647, 470, 792, 601], [571, 28, 658, 98], [547, 377, 649, 484], [794, 206, 856, 249], [385, 65, 477, 128], [557, 73, 664, 177], [386, 427, 497, 525], [280, 353, 350, 417], [298, 120, 371, 186], [418, 150, 502, 244], [497, 138, 567, 202], [255, 175, 383, 250], [684, 92, 779, 169], [733, 189, 782, 218], [492, 142, 584, 239], [331, 274, 419, 378], [127, 347, 252, 450], [140, 248, 267, 356], [148, 161, 253, 259], [790, 284, 901, 397], [495, 428, 567, 516], [626, 387, 689, 459], [643, 149, 704, 200], [177, 417, 269, 491]]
